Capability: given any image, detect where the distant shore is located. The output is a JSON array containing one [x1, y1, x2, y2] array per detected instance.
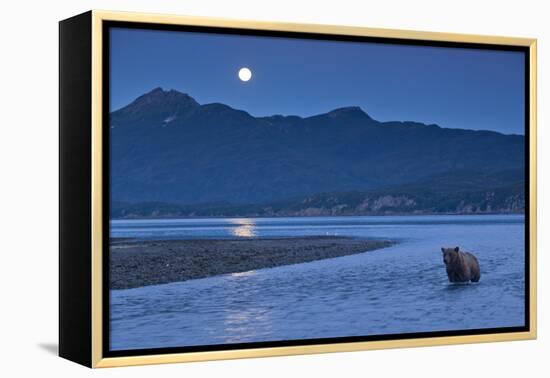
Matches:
[[110, 236, 394, 290], [110, 212, 525, 221]]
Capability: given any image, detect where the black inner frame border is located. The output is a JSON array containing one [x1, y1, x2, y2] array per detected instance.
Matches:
[[101, 20, 531, 358]]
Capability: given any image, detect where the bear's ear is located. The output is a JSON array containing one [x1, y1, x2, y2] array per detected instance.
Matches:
[[441, 247, 445, 253], [454, 246, 459, 252]]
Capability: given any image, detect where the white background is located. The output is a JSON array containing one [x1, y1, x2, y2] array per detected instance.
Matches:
[[0, 0, 547, 376]]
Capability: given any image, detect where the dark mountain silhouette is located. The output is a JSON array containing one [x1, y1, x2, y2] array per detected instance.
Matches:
[[109, 88, 524, 217]]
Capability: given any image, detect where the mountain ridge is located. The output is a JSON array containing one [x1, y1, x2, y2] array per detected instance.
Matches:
[[112, 87, 378, 126], [109, 88, 525, 214], [112, 87, 523, 136]]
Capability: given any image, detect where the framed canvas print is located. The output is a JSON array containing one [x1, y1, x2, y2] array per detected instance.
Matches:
[[59, 10, 537, 368]]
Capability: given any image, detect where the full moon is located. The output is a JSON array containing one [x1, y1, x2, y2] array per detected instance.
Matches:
[[238, 67, 252, 82]]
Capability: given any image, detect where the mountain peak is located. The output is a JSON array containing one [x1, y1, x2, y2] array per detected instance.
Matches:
[[132, 87, 199, 108], [327, 106, 371, 119], [112, 88, 200, 121], [148, 87, 164, 94]]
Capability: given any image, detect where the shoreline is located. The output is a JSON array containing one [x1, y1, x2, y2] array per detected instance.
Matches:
[[110, 212, 525, 221], [110, 236, 394, 290]]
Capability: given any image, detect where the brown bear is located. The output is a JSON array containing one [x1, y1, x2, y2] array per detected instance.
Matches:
[[441, 247, 481, 283]]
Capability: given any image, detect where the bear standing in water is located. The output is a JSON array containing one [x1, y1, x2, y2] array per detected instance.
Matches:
[[441, 247, 481, 283]]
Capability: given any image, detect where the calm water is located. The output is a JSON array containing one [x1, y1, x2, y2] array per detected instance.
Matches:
[[110, 215, 526, 351]]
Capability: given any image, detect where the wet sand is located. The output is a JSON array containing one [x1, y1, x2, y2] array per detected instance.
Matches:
[[110, 236, 394, 289]]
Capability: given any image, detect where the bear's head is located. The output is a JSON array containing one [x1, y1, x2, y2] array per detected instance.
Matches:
[[441, 246, 460, 266]]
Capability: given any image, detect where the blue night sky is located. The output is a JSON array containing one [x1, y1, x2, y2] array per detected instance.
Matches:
[[110, 27, 525, 135]]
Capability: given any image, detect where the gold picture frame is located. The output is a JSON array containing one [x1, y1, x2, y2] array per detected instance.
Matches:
[[59, 9, 537, 368]]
